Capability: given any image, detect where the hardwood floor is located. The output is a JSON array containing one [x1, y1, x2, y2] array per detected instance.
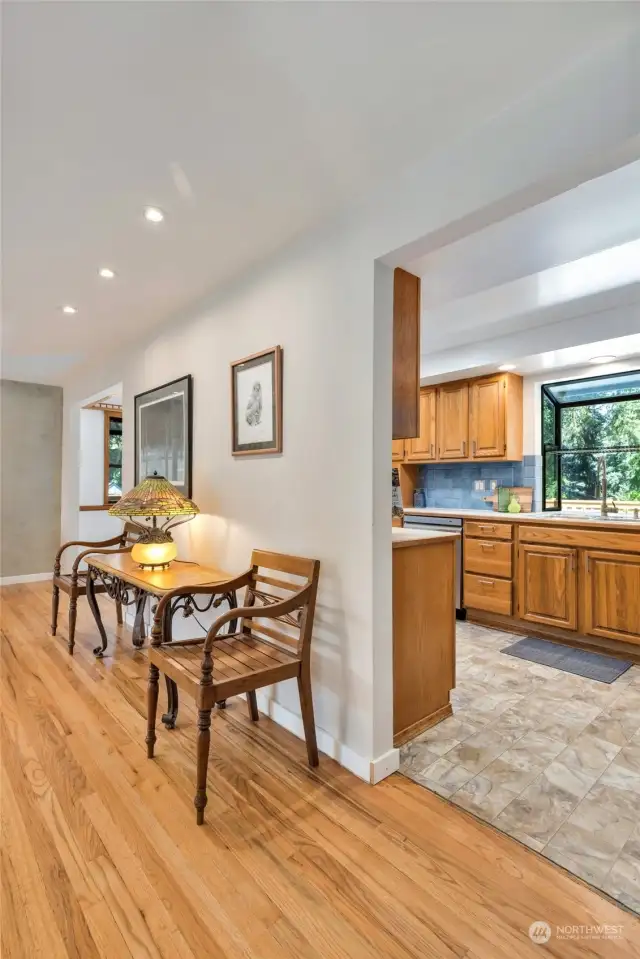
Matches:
[[1, 582, 639, 959]]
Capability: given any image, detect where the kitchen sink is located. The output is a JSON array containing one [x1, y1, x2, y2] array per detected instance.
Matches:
[[550, 512, 639, 522]]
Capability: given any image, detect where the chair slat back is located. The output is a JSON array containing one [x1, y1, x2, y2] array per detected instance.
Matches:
[[244, 551, 320, 659], [121, 521, 143, 545]]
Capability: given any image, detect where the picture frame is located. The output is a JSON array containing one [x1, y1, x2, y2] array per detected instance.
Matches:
[[231, 346, 283, 456], [134, 374, 193, 496]]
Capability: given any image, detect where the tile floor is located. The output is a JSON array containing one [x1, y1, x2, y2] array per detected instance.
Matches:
[[399, 620, 640, 915]]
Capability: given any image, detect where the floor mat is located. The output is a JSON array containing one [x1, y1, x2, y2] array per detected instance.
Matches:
[[501, 636, 632, 684]]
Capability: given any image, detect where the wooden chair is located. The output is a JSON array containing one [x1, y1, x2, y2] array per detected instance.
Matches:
[[52, 521, 140, 653], [146, 550, 321, 824]]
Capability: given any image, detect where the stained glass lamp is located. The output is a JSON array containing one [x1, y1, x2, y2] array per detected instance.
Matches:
[[109, 472, 199, 570]]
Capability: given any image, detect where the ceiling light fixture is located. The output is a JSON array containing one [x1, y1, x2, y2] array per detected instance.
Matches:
[[144, 206, 164, 223], [589, 355, 617, 365], [62, 305, 77, 314], [98, 267, 115, 279], [498, 363, 516, 371]]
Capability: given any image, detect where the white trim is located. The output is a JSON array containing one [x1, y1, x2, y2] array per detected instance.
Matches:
[[256, 691, 378, 783], [0, 572, 51, 586], [255, 692, 400, 784], [369, 747, 400, 784]]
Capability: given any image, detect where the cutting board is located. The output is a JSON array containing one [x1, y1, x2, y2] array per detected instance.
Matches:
[[483, 487, 534, 513]]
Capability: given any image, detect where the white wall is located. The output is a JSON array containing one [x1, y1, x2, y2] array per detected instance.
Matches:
[[60, 33, 640, 780], [79, 409, 105, 505]]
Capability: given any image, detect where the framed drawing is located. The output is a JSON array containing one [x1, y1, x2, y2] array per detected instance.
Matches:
[[231, 346, 283, 455], [134, 374, 193, 496]]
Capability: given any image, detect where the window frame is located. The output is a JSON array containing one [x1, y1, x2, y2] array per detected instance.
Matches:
[[104, 409, 123, 506], [541, 368, 640, 511]]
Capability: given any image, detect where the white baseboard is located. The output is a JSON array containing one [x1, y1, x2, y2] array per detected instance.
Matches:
[[255, 691, 399, 784], [370, 747, 400, 784], [0, 572, 51, 586]]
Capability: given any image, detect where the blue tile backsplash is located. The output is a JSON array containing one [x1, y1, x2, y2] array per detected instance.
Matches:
[[417, 455, 542, 510]]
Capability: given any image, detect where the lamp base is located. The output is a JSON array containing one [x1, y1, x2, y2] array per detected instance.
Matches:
[[136, 561, 173, 572], [131, 536, 177, 570]]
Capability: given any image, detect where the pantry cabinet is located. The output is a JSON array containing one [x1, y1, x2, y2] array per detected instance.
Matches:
[[583, 550, 640, 646], [406, 388, 437, 462], [437, 382, 469, 460], [518, 543, 578, 631]]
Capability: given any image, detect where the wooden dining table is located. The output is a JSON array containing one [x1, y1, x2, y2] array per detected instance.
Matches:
[[84, 550, 236, 728]]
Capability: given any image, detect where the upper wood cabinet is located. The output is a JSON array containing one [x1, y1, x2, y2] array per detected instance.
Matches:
[[583, 550, 640, 646], [437, 382, 469, 460], [406, 388, 437, 462], [391, 371, 522, 465], [470, 375, 505, 458], [470, 373, 523, 461], [518, 543, 577, 630], [392, 439, 406, 463], [392, 269, 421, 440]]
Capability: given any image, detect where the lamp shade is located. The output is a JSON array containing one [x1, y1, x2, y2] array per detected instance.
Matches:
[[108, 473, 199, 517]]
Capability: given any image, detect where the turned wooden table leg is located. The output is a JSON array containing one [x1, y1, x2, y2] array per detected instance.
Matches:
[[51, 584, 60, 636]]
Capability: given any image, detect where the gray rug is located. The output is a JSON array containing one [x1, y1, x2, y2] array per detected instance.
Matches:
[[501, 637, 632, 684]]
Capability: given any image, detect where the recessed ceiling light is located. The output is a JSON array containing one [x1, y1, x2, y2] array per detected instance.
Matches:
[[144, 206, 164, 223], [589, 355, 617, 365], [498, 363, 517, 371], [62, 305, 77, 314], [98, 267, 115, 279]]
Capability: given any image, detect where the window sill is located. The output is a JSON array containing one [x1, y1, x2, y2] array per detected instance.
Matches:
[[79, 505, 112, 512]]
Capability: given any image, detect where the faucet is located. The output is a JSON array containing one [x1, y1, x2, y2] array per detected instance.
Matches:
[[598, 456, 618, 516]]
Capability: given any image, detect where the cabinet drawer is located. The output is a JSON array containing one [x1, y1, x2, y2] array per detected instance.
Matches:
[[465, 520, 512, 541], [464, 573, 513, 615], [464, 538, 513, 578]]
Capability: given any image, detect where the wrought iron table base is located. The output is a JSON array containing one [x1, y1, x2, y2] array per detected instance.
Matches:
[[85, 566, 237, 726]]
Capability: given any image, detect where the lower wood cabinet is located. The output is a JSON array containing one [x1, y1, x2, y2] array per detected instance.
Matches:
[[464, 573, 512, 616], [583, 550, 640, 646], [518, 544, 578, 631]]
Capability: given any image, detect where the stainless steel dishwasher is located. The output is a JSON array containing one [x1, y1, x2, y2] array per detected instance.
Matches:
[[402, 514, 464, 615]]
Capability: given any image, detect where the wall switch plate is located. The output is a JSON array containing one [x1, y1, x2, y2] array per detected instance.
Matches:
[[489, 480, 498, 491], [473, 480, 486, 491]]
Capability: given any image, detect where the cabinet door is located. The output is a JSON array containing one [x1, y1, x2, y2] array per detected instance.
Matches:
[[392, 439, 405, 463], [406, 389, 437, 462], [470, 374, 505, 458], [518, 544, 577, 630], [583, 551, 640, 645], [437, 383, 469, 459]]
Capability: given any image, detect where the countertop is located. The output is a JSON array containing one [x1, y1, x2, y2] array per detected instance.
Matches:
[[403, 506, 640, 532], [392, 527, 461, 548]]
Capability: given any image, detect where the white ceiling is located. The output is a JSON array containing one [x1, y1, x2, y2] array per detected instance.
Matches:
[[4, 2, 640, 384], [409, 160, 640, 309]]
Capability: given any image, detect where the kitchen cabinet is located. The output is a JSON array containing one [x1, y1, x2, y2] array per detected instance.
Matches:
[[393, 532, 456, 745], [392, 439, 406, 463], [393, 268, 421, 439], [406, 388, 437, 462], [470, 375, 505, 458], [583, 550, 640, 645], [437, 382, 469, 460], [469, 373, 523, 461], [518, 543, 578, 630]]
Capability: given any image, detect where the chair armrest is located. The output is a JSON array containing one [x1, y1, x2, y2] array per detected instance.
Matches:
[[54, 535, 124, 573], [149, 569, 255, 646], [203, 583, 312, 651], [71, 545, 133, 577]]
